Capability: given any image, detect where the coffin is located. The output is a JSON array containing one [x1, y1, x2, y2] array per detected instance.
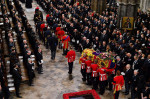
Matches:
[[79, 49, 116, 68]]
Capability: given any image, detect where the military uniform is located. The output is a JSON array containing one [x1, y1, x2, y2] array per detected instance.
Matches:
[[112, 75, 124, 99], [62, 35, 70, 55], [79, 57, 87, 81], [97, 67, 108, 95], [66, 49, 76, 74], [85, 59, 92, 85], [91, 64, 99, 90]]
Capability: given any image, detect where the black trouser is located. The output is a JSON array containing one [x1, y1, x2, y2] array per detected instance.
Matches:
[[38, 31, 42, 40], [81, 69, 86, 81], [108, 81, 113, 91], [125, 80, 130, 93], [137, 89, 143, 99], [37, 64, 42, 73], [46, 40, 49, 49], [58, 41, 62, 49], [92, 77, 98, 90], [114, 91, 120, 99], [10, 63, 14, 74], [68, 62, 73, 74], [28, 72, 35, 85], [86, 73, 92, 85], [63, 49, 68, 55], [99, 80, 107, 95], [131, 86, 137, 99], [51, 50, 56, 60], [29, 76, 33, 85], [14, 82, 20, 96]]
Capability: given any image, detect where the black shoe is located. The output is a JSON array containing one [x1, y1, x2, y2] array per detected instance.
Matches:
[[92, 88, 97, 90], [99, 92, 103, 95], [124, 92, 129, 95], [17, 96, 22, 98], [29, 84, 34, 86], [82, 78, 86, 81], [38, 72, 43, 74]]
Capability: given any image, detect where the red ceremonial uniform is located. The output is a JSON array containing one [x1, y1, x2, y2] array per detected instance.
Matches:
[[91, 64, 99, 77], [112, 75, 124, 93], [79, 57, 87, 69], [58, 30, 65, 41], [107, 68, 115, 75], [85, 60, 92, 73], [77, 2, 79, 6], [40, 23, 45, 31], [97, 67, 107, 81], [66, 50, 76, 63], [62, 35, 70, 49], [55, 27, 61, 35], [46, 14, 50, 21]]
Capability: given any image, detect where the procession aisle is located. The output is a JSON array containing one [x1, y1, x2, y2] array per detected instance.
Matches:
[[16, 1, 127, 99]]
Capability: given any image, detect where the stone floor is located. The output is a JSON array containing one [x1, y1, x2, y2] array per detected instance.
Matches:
[[12, 1, 130, 99]]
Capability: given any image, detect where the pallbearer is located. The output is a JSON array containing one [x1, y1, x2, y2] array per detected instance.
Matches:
[[91, 59, 99, 90], [107, 68, 115, 91], [79, 53, 87, 81], [97, 62, 107, 95], [85, 56, 93, 85]]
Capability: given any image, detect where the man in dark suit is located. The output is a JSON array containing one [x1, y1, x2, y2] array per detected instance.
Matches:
[[132, 55, 140, 70], [116, 56, 123, 72], [36, 48, 43, 74], [123, 53, 134, 66], [44, 27, 51, 49], [143, 54, 150, 82], [26, 0, 32, 8], [124, 64, 133, 95], [131, 70, 139, 99], [49, 33, 58, 60], [27, 59, 35, 86], [12, 64, 22, 98]]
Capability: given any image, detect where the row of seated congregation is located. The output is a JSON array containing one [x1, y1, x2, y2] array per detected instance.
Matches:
[[34, 0, 150, 99], [0, 0, 43, 98]]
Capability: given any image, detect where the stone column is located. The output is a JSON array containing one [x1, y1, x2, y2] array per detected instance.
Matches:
[[91, 0, 106, 14], [140, 0, 150, 12], [118, 0, 140, 27]]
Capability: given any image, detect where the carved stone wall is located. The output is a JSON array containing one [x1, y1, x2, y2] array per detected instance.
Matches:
[[91, 0, 106, 14], [140, 0, 150, 12], [117, 0, 140, 27]]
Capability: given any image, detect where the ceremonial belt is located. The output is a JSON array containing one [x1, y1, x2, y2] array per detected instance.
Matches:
[[64, 35, 69, 41], [93, 71, 97, 77], [99, 73, 106, 81], [87, 66, 91, 73], [113, 84, 122, 94], [81, 63, 85, 69]]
